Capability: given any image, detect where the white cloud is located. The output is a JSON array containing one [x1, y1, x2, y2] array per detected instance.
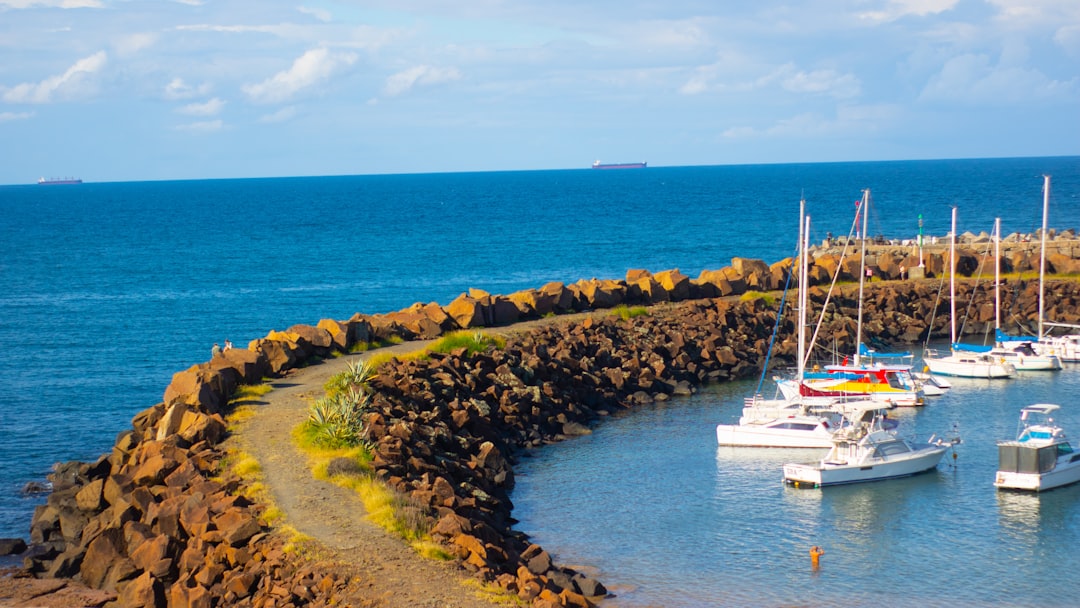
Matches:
[[1056, 24, 1080, 58], [782, 69, 861, 99], [919, 52, 1078, 104], [259, 107, 297, 123], [175, 119, 223, 132], [0, 0, 103, 7], [723, 104, 898, 140], [0, 110, 35, 122], [382, 65, 462, 97], [178, 97, 225, 116], [859, 0, 960, 24], [298, 5, 332, 22], [680, 62, 860, 99], [1, 51, 107, 104], [113, 32, 157, 57], [164, 78, 211, 100], [242, 47, 358, 104]]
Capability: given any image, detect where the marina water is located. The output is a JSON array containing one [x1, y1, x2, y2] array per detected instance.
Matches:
[[2, 157, 1079, 599], [513, 372, 1080, 607]]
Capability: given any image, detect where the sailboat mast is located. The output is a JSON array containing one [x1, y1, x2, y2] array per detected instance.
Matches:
[[995, 217, 1001, 331], [950, 207, 957, 347], [797, 197, 808, 379], [854, 189, 870, 366], [1039, 175, 1050, 338]]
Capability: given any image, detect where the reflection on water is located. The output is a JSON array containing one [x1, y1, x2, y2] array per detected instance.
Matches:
[[513, 374, 1080, 608]]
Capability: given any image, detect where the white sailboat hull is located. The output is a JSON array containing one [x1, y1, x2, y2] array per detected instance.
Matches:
[[716, 420, 834, 449], [783, 444, 950, 487], [923, 351, 1016, 378]]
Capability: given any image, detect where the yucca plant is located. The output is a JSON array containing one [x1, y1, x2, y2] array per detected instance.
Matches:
[[324, 358, 377, 398], [305, 390, 371, 449]]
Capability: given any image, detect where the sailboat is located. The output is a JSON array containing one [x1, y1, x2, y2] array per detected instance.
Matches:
[[1028, 175, 1080, 361], [781, 189, 925, 406], [987, 216, 1061, 371], [716, 200, 851, 448], [922, 208, 1017, 378]]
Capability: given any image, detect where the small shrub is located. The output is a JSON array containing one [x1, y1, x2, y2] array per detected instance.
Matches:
[[611, 304, 649, 320], [326, 456, 365, 478], [740, 291, 776, 306], [429, 330, 505, 355]]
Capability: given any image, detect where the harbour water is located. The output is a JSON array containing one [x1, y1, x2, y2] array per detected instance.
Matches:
[[512, 369, 1080, 607], [1, 157, 1079, 598]]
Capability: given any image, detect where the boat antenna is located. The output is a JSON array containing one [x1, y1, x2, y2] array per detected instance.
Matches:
[[854, 189, 870, 366], [1039, 175, 1050, 338]]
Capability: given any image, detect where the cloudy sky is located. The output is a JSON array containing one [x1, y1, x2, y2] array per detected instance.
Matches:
[[0, 0, 1077, 183]]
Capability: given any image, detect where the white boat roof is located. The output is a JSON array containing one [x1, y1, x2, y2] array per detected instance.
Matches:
[[1021, 404, 1061, 415]]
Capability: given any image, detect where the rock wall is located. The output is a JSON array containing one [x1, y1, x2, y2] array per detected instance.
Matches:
[[12, 250, 1080, 606]]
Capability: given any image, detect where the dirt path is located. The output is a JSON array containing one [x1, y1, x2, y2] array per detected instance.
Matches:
[[233, 316, 591, 607]]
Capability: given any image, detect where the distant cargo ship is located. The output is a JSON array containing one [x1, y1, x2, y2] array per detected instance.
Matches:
[[591, 160, 646, 170], [38, 177, 83, 185]]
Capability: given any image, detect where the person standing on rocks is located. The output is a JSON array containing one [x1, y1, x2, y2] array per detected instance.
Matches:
[[211, 342, 222, 358]]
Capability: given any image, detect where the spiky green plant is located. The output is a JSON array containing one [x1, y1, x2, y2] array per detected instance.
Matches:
[[302, 389, 371, 449], [324, 358, 377, 398]]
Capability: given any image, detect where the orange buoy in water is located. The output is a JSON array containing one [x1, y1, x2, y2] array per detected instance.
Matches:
[[810, 546, 824, 569]]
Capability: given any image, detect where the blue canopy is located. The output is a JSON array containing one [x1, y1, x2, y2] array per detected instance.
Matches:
[[858, 343, 913, 358], [952, 342, 993, 353], [995, 328, 1037, 344]]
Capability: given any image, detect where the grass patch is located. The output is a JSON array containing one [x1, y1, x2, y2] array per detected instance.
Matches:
[[610, 304, 649, 320], [461, 579, 527, 606], [428, 330, 505, 355], [221, 449, 285, 526], [740, 291, 776, 306]]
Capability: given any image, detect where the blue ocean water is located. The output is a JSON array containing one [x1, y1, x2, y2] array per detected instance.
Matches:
[[0, 158, 1078, 562]]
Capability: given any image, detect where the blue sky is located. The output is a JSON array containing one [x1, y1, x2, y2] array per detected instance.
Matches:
[[0, 1, 1077, 183]]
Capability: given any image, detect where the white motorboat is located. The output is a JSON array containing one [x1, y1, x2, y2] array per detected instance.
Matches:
[[991, 338, 1062, 371], [923, 208, 1017, 378], [995, 404, 1080, 492], [783, 402, 960, 488], [1035, 332, 1080, 363]]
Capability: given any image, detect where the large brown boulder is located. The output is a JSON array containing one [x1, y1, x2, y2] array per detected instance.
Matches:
[[574, 279, 626, 309], [284, 324, 334, 354], [507, 289, 557, 317], [316, 318, 351, 351], [210, 348, 268, 384], [249, 335, 301, 376], [162, 366, 236, 415], [447, 294, 486, 329], [539, 282, 576, 312], [653, 269, 690, 301], [732, 258, 773, 290]]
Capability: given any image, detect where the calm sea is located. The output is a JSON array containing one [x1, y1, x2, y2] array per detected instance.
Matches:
[[2, 158, 1079, 595]]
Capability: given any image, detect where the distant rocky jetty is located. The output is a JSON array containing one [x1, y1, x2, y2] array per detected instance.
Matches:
[[7, 230, 1080, 607]]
